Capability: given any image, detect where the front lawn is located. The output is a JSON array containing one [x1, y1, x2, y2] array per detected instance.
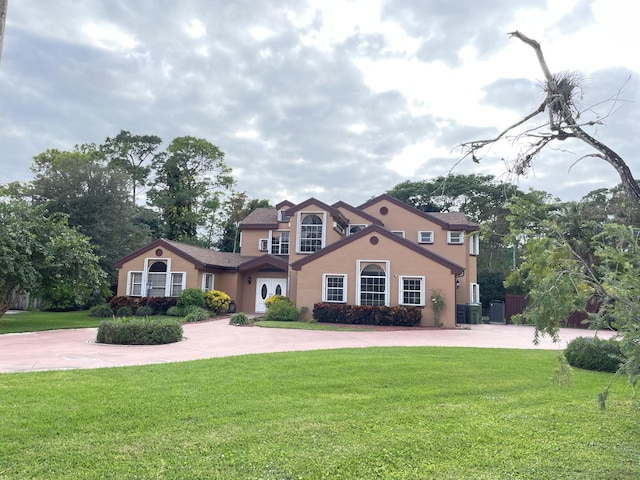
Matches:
[[0, 347, 637, 479], [0, 310, 100, 333]]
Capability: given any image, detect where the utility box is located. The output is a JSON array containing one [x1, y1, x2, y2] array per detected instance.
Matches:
[[468, 303, 481, 324], [456, 304, 468, 324], [489, 300, 505, 324]]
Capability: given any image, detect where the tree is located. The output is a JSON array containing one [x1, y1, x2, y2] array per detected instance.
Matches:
[[0, 183, 108, 316], [215, 193, 273, 252], [100, 130, 162, 203], [461, 31, 640, 208], [148, 136, 235, 244], [29, 145, 152, 282]]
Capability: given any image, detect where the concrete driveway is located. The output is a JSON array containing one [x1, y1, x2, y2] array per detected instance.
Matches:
[[0, 318, 617, 373]]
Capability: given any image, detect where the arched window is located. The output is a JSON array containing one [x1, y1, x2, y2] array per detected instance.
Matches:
[[147, 261, 167, 297], [360, 264, 386, 306], [299, 214, 323, 253]]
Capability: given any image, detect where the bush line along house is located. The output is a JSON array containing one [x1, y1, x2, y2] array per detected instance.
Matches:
[[114, 194, 480, 327]]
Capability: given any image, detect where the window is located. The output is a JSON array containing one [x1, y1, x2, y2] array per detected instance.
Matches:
[[399, 276, 425, 306], [147, 261, 168, 297], [202, 273, 214, 291], [299, 214, 323, 253], [348, 224, 366, 235], [418, 231, 434, 244], [448, 231, 464, 244], [470, 283, 480, 304], [322, 274, 347, 303], [259, 238, 268, 252], [271, 231, 290, 255], [278, 210, 290, 222], [391, 231, 405, 238], [360, 264, 386, 306], [470, 233, 479, 255], [128, 272, 143, 296], [171, 273, 185, 297]]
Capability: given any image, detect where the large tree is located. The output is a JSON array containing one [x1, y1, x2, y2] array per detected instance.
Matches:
[[29, 145, 152, 282], [215, 193, 273, 252], [100, 130, 162, 203], [0, 183, 107, 316], [461, 31, 640, 208], [148, 136, 235, 244]]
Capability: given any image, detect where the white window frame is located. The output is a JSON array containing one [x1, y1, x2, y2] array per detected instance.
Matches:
[[398, 275, 425, 306], [348, 224, 367, 236], [170, 272, 186, 297], [447, 231, 464, 245], [270, 230, 290, 255], [202, 273, 214, 291], [296, 211, 326, 254], [356, 260, 390, 307], [391, 230, 405, 238], [470, 283, 480, 304], [258, 238, 268, 252], [470, 233, 480, 255], [143, 258, 171, 297], [127, 271, 143, 296], [418, 231, 434, 244], [322, 274, 348, 303]]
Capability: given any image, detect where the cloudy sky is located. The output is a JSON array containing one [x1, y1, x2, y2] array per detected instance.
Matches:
[[1, 0, 638, 207]]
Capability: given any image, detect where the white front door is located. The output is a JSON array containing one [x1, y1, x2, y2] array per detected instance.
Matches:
[[255, 278, 287, 313]]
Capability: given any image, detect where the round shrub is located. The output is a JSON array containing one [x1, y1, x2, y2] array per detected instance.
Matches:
[[96, 317, 183, 345], [166, 306, 184, 317], [204, 290, 231, 314], [177, 288, 206, 310], [135, 305, 154, 317], [183, 307, 210, 323], [117, 306, 133, 317], [89, 304, 113, 318], [265, 297, 298, 322], [565, 336, 622, 373], [265, 294, 289, 309], [229, 312, 250, 325]]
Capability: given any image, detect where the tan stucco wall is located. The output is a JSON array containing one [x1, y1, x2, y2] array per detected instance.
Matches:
[[292, 231, 459, 327], [239, 229, 266, 257]]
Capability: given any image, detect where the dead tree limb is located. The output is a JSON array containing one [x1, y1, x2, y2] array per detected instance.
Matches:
[[460, 30, 640, 208]]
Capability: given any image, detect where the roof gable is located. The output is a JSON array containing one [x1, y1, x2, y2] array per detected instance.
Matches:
[[285, 197, 349, 226], [358, 193, 479, 231], [290, 224, 464, 275], [332, 200, 384, 226]]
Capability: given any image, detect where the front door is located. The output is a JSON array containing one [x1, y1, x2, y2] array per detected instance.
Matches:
[[255, 278, 287, 313]]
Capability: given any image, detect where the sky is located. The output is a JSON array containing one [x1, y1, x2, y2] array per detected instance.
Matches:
[[1, 0, 639, 208]]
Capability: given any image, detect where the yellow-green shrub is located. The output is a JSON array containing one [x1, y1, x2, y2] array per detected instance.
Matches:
[[204, 290, 231, 314]]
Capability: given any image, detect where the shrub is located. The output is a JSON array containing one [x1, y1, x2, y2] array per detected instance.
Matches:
[[264, 297, 298, 322], [148, 296, 177, 315], [229, 312, 250, 325], [183, 307, 210, 323], [96, 317, 183, 345], [312, 303, 421, 327], [265, 294, 289, 309], [117, 306, 133, 317], [204, 290, 231, 314], [89, 304, 113, 318], [166, 306, 184, 317], [135, 305, 154, 317], [177, 289, 206, 310], [565, 336, 622, 373]]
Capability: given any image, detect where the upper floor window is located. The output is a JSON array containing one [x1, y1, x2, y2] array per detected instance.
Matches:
[[447, 231, 464, 245], [258, 238, 268, 252], [469, 233, 479, 255], [391, 230, 405, 238], [278, 210, 290, 222], [299, 214, 323, 253], [418, 231, 434, 244], [470, 283, 480, 304], [348, 224, 367, 236], [271, 231, 290, 255]]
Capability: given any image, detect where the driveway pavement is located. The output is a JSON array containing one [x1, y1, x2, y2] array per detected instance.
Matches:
[[0, 318, 617, 373]]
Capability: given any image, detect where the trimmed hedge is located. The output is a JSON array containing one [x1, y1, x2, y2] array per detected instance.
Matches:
[[108, 296, 178, 315], [96, 317, 183, 345], [564, 336, 622, 373], [313, 303, 422, 327], [264, 297, 298, 322], [184, 307, 210, 323], [89, 304, 113, 318]]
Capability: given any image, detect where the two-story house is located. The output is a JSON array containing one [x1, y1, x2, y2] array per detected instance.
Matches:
[[113, 194, 480, 327]]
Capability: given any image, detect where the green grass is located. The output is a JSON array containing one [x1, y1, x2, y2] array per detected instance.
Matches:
[[0, 311, 181, 334], [0, 347, 637, 479], [0, 310, 101, 333]]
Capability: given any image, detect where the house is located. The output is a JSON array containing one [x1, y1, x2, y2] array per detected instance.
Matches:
[[113, 194, 480, 327]]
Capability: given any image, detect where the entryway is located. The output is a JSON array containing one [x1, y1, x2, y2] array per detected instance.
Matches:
[[254, 278, 287, 313]]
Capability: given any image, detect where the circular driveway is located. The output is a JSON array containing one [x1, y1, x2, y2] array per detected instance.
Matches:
[[0, 319, 617, 373]]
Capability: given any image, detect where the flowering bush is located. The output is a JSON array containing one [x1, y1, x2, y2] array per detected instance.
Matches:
[[265, 294, 290, 309], [204, 290, 231, 314]]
